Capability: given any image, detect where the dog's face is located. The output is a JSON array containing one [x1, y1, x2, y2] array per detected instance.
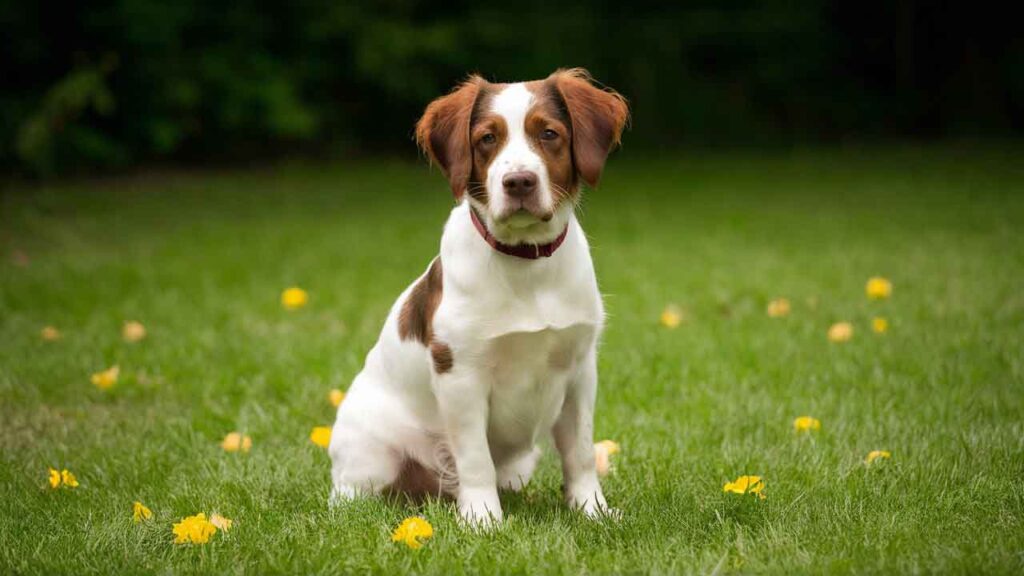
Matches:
[[417, 69, 628, 244]]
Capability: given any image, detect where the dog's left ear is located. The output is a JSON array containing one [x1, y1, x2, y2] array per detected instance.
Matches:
[[550, 69, 629, 188], [416, 75, 486, 199]]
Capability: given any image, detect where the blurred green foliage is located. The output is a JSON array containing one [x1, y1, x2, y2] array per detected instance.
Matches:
[[1, 0, 1021, 176]]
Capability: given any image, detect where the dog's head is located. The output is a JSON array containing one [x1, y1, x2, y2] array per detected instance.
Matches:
[[416, 69, 628, 245]]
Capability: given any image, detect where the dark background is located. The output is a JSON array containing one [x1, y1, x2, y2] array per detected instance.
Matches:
[[2, 0, 1021, 177]]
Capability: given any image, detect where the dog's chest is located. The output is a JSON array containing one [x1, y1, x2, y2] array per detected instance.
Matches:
[[484, 324, 594, 451]]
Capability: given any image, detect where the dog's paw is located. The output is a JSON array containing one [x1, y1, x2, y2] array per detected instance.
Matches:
[[328, 484, 358, 510], [567, 483, 618, 521], [581, 503, 622, 522], [458, 487, 503, 529]]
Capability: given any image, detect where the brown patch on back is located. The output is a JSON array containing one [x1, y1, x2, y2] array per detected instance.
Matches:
[[548, 68, 629, 188], [430, 341, 454, 374], [398, 257, 443, 344]]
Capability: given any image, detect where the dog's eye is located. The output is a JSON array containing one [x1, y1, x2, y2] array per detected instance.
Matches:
[[540, 129, 559, 141], [480, 133, 496, 145]]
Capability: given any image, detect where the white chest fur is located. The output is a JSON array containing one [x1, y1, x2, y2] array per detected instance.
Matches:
[[484, 324, 597, 458]]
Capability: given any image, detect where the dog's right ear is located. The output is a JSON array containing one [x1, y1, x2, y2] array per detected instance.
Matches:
[[416, 76, 486, 199]]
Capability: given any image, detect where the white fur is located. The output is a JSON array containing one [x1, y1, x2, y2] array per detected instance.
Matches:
[[328, 83, 611, 526]]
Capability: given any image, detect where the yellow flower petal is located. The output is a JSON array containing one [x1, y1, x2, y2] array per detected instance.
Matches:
[[220, 432, 252, 453], [723, 475, 766, 499], [173, 513, 217, 544], [660, 305, 683, 329], [133, 501, 153, 522], [91, 365, 120, 390], [865, 450, 892, 464], [767, 298, 791, 318], [48, 468, 61, 489], [391, 516, 433, 549], [329, 389, 345, 408], [41, 326, 62, 341], [827, 322, 853, 343], [209, 513, 233, 532], [866, 277, 892, 300], [221, 432, 241, 452], [122, 321, 147, 343], [60, 469, 79, 488], [872, 317, 888, 334], [594, 440, 621, 477], [281, 287, 309, 310], [310, 426, 332, 448], [793, 416, 821, 433]]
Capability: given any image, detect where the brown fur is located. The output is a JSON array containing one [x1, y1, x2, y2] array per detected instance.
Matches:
[[387, 459, 443, 501], [430, 341, 454, 374], [416, 76, 487, 199], [398, 257, 443, 345], [524, 80, 576, 208], [468, 90, 508, 204], [548, 69, 629, 188]]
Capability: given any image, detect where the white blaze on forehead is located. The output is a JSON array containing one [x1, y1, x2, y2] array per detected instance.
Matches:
[[490, 83, 534, 138], [487, 83, 551, 217]]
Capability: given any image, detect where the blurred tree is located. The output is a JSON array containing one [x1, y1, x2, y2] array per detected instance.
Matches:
[[0, 0, 1020, 176]]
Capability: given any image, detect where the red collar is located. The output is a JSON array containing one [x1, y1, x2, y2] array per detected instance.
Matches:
[[470, 208, 569, 259]]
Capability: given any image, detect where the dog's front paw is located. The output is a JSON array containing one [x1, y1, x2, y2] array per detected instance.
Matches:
[[328, 484, 358, 510], [566, 480, 618, 520], [458, 487, 503, 528]]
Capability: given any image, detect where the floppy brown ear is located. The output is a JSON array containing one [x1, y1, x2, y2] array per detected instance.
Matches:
[[416, 76, 485, 199], [550, 68, 629, 188]]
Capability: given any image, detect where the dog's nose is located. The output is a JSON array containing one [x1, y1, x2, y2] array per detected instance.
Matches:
[[502, 171, 538, 199]]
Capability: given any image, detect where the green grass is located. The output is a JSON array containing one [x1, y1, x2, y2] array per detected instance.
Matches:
[[2, 145, 1023, 574]]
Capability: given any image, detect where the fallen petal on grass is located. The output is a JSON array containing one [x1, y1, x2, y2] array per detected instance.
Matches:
[[660, 305, 683, 328], [40, 326, 62, 341], [793, 416, 821, 433], [122, 321, 147, 342], [865, 450, 892, 464], [828, 322, 853, 343], [281, 287, 309, 310], [594, 439, 621, 477], [391, 516, 433, 549], [133, 501, 153, 522], [866, 277, 892, 300], [173, 513, 217, 544], [310, 426, 332, 448], [872, 317, 888, 333], [209, 513, 233, 532], [723, 475, 766, 500], [329, 389, 345, 408], [91, 365, 120, 390], [48, 468, 78, 489], [221, 432, 252, 453], [767, 298, 791, 318]]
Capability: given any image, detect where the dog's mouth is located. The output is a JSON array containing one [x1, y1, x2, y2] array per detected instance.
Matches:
[[495, 200, 553, 225]]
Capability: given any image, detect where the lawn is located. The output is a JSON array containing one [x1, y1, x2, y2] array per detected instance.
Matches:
[[1, 145, 1023, 574]]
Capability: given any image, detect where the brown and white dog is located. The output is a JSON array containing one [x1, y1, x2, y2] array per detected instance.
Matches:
[[328, 69, 628, 525]]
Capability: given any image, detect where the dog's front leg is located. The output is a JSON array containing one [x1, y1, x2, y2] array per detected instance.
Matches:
[[435, 368, 502, 526], [553, 349, 610, 518]]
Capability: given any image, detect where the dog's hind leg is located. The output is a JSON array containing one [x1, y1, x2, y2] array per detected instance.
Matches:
[[497, 446, 541, 492], [329, 399, 405, 506], [328, 425, 403, 508]]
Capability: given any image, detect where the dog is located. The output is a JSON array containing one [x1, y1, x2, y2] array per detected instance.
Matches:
[[328, 69, 628, 525]]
